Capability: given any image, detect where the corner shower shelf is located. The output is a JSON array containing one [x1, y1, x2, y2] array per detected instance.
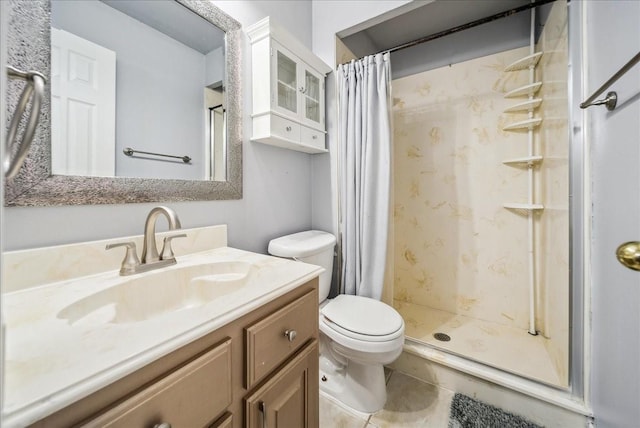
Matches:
[[502, 118, 542, 131], [502, 156, 543, 166], [504, 82, 543, 98], [503, 98, 542, 113], [503, 203, 544, 211], [504, 52, 543, 72]]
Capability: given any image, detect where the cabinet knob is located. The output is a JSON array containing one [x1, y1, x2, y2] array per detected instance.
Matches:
[[299, 86, 306, 94], [312, 135, 317, 140], [153, 423, 172, 428], [284, 329, 297, 342], [285, 126, 292, 132]]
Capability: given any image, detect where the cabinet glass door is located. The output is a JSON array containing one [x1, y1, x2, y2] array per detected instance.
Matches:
[[276, 50, 297, 114], [303, 70, 320, 124]]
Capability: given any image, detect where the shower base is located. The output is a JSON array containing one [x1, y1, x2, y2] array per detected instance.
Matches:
[[394, 300, 564, 387]]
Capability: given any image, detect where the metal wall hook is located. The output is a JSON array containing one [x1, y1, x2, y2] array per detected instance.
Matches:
[[582, 91, 618, 111], [580, 51, 640, 111], [5, 66, 47, 178]]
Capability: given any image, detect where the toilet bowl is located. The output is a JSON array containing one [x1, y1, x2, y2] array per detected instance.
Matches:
[[268, 230, 405, 413]]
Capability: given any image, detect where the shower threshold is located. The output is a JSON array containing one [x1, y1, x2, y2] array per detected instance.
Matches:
[[394, 300, 566, 387]]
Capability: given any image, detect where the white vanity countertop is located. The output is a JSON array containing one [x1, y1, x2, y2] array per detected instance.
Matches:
[[2, 246, 322, 427]]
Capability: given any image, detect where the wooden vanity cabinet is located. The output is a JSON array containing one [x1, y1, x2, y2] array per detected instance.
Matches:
[[29, 279, 319, 428]]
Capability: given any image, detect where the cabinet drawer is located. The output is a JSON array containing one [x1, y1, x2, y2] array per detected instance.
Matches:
[[245, 289, 318, 388], [300, 126, 325, 151], [271, 115, 300, 142], [83, 339, 232, 428]]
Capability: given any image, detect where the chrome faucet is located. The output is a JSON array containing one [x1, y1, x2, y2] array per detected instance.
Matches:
[[106, 206, 186, 275]]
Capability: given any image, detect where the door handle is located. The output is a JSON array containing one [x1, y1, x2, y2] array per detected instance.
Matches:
[[616, 241, 640, 271], [259, 401, 267, 428]]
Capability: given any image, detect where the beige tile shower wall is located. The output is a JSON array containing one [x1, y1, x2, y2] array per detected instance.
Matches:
[[392, 46, 540, 330], [535, 0, 569, 384]]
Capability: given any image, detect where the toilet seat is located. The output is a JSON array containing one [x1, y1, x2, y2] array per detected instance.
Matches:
[[321, 295, 404, 343]]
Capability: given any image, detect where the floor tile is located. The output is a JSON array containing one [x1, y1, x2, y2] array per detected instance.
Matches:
[[320, 392, 370, 428], [368, 372, 454, 427]]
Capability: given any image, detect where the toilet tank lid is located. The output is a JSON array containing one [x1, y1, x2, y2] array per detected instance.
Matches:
[[268, 230, 336, 258]]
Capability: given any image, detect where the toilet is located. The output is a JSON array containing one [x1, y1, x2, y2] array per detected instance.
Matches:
[[268, 230, 405, 413]]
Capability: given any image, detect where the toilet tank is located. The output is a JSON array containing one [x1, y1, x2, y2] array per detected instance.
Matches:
[[268, 230, 336, 302]]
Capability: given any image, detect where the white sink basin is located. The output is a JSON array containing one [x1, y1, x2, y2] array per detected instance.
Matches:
[[57, 261, 256, 326]]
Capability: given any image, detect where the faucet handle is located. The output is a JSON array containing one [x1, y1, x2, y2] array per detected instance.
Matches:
[[106, 241, 141, 276], [160, 233, 187, 261]]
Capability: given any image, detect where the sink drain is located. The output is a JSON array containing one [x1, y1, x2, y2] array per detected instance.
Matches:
[[434, 332, 451, 342]]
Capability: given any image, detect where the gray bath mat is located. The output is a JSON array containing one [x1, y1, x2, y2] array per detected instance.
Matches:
[[449, 393, 543, 428]]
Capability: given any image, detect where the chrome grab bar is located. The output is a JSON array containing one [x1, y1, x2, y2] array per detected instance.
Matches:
[[5, 66, 47, 178], [580, 51, 640, 111], [123, 147, 191, 163]]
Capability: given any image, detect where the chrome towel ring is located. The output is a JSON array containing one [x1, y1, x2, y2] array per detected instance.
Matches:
[[5, 65, 46, 179]]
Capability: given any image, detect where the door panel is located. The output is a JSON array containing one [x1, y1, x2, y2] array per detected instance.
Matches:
[[588, 1, 640, 427], [302, 68, 321, 125], [51, 28, 116, 177]]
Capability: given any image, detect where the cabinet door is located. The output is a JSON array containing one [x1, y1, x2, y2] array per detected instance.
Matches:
[[245, 341, 318, 428], [299, 66, 324, 129], [271, 41, 299, 119]]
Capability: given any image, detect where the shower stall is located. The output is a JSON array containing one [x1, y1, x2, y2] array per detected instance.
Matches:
[[340, 0, 570, 389], [390, 1, 569, 388]]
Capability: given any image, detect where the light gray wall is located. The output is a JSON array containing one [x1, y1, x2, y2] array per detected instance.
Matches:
[[52, 0, 207, 180], [310, 0, 415, 237], [205, 46, 224, 87], [587, 1, 640, 426], [4, 0, 315, 254]]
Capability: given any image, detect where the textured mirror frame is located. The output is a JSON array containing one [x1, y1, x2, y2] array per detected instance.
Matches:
[[5, 0, 242, 206]]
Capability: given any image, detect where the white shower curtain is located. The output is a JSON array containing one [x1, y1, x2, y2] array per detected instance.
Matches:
[[337, 53, 392, 300]]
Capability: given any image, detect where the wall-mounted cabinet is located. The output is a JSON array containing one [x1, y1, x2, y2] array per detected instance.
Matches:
[[248, 17, 332, 154]]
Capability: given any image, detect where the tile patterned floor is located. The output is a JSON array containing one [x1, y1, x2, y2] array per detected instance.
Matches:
[[319, 369, 454, 427]]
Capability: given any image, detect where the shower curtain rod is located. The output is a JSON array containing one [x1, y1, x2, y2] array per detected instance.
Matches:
[[340, 0, 556, 65]]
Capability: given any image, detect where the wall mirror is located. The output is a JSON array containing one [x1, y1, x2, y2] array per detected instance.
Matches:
[[5, 0, 242, 206]]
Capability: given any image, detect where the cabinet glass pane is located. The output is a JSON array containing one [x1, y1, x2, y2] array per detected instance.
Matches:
[[305, 71, 319, 101], [277, 51, 297, 113], [305, 99, 319, 123], [304, 71, 320, 122]]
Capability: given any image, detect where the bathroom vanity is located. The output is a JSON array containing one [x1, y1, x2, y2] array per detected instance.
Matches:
[[2, 225, 321, 428]]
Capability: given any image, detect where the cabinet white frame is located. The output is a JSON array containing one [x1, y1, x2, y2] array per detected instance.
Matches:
[[248, 17, 331, 154], [271, 41, 325, 129]]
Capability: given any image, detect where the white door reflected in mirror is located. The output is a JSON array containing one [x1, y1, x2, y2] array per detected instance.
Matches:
[[51, 28, 116, 177]]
